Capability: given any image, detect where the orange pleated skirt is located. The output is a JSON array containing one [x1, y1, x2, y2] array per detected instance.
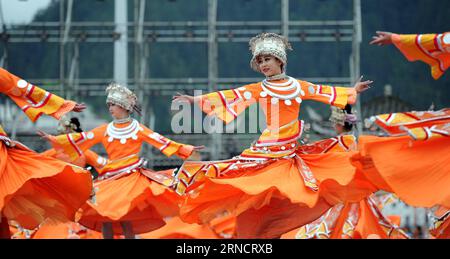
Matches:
[[178, 151, 374, 238], [32, 219, 102, 239], [78, 169, 180, 235], [280, 197, 408, 239], [0, 143, 93, 230], [353, 135, 450, 208], [139, 216, 218, 239]]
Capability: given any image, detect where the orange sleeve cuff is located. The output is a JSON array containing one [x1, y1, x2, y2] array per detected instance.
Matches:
[[177, 145, 195, 160], [50, 100, 76, 120], [391, 33, 419, 62], [197, 97, 215, 116], [391, 33, 402, 45], [346, 87, 357, 105], [331, 87, 352, 109]]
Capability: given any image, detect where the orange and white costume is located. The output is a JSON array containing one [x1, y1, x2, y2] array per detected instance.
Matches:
[[356, 109, 450, 239], [138, 212, 237, 239], [49, 83, 196, 235], [31, 218, 102, 239], [138, 217, 219, 239], [391, 32, 450, 79], [31, 117, 108, 239], [0, 68, 93, 234], [352, 109, 450, 209], [172, 33, 373, 238], [281, 135, 408, 239]]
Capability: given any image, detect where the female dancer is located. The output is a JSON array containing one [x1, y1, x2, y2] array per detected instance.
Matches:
[[0, 68, 92, 238], [39, 82, 204, 239], [370, 31, 450, 238], [172, 32, 373, 238], [30, 116, 106, 239]]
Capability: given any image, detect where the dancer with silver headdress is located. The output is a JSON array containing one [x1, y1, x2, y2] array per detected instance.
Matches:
[[39, 82, 203, 239], [172, 32, 373, 238]]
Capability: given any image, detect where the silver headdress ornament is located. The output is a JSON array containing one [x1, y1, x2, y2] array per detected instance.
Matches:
[[57, 115, 76, 134], [329, 106, 358, 126], [249, 32, 293, 72], [105, 82, 142, 115]]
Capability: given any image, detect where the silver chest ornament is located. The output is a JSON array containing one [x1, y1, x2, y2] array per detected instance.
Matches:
[[105, 119, 143, 144]]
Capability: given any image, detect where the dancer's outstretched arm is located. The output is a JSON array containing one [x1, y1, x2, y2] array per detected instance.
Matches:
[[0, 68, 86, 122], [37, 125, 105, 162], [301, 76, 372, 108], [172, 83, 261, 124], [370, 31, 450, 79], [139, 124, 204, 160]]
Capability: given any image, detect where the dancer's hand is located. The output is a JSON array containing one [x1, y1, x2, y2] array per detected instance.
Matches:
[[190, 146, 205, 160], [172, 92, 196, 104], [37, 130, 54, 142], [193, 145, 206, 151], [72, 102, 87, 112], [187, 151, 202, 161], [370, 31, 393, 46], [353, 76, 373, 94]]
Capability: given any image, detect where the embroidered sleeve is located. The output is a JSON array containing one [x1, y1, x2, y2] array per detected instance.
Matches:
[[0, 68, 76, 122], [392, 32, 450, 80], [375, 109, 450, 140], [197, 83, 260, 124], [301, 81, 356, 109], [140, 125, 194, 159], [51, 125, 106, 161]]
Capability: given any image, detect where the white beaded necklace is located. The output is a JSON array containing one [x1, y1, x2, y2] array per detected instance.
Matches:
[[261, 76, 305, 103], [106, 119, 143, 144]]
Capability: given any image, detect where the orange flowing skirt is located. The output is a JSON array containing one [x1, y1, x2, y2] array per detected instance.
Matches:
[[0, 143, 93, 230], [32, 219, 102, 239], [178, 151, 375, 238], [281, 196, 408, 239], [139, 213, 237, 239], [353, 136, 450, 208], [78, 169, 180, 235], [139, 216, 218, 239]]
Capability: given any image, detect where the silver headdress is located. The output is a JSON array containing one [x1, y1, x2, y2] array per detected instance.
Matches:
[[249, 32, 293, 72], [57, 115, 77, 134], [105, 83, 142, 115], [329, 106, 357, 126]]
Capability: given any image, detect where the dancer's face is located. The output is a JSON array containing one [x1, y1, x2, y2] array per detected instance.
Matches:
[[108, 103, 130, 120], [256, 55, 283, 77]]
